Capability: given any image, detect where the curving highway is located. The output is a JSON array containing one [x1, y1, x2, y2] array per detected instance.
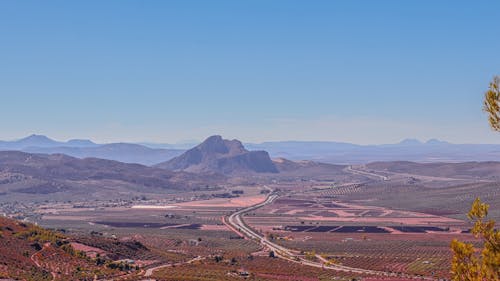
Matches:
[[225, 191, 436, 280], [345, 165, 389, 181]]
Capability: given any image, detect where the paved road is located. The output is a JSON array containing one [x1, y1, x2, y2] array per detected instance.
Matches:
[[346, 164, 489, 183], [143, 256, 204, 277], [225, 191, 436, 280], [345, 165, 389, 181]]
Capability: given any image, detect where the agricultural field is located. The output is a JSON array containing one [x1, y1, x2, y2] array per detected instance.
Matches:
[[274, 232, 477, 279], [152, 255, 377, 281], [2, 164, 496, 280], [0, 216, 140, 280], [238, 176, 493, 280]]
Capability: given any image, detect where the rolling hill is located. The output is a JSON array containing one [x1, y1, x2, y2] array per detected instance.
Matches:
[[0, 151, 223, 202], [0, 216, 117, 280], [366, 161, 500, 180], [0, 215, 168, 280]]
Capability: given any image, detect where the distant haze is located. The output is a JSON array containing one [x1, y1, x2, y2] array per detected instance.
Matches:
[[2, 134, 500, 165]]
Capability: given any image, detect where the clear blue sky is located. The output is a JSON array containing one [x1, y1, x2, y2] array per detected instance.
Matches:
[[1, 1, 499, 144]]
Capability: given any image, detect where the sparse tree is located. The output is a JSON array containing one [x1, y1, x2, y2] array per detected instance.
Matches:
[[214, 255, 223, 263], [450, 198, 499, 281], [483, 76, 500, 131], [449, 76, 500, 281], [305, 250, 316, 261]]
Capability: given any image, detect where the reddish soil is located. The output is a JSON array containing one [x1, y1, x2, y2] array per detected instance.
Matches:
[[70, 242, 108, 258], [174, 195, 266, 208], [200, 224, 230, 231]]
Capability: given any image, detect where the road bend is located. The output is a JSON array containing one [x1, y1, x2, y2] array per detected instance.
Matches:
[[225, 191, 436, 280]]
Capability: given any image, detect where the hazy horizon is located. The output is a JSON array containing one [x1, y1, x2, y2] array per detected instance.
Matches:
[[3, 133, 500, 147]]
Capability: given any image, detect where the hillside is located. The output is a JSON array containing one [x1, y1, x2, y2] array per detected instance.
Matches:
[[0, 151, 223, 202], [0, 216, 118, 280], [272, 158, 348, 180], [366, 161, 500, 180], [156, 136, 279, 175], [0, 215, 172, 280]]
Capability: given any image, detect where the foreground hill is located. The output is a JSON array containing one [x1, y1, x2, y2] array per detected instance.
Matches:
[[0, 216, 117, 280], [0, 216, 171, 280], [0, 151, 222, 202], [156, 135, 279, 175]]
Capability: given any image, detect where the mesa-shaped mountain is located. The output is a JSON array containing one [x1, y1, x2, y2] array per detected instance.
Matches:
[[156, 135, 279, 175]]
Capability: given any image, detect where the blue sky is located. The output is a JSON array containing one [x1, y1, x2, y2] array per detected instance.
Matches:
[[1, 1, 499, 144]]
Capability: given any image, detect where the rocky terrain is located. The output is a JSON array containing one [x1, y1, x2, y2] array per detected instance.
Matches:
[[156, 135, 279, 175]]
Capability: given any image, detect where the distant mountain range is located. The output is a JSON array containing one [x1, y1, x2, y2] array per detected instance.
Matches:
[[2, 135, 500, 165], [2, 135, 500, 203], [246, 138, 500, 164], [0, 135, 183, 165], [156, 135, 279, 175], [0, 137, 342, 201]]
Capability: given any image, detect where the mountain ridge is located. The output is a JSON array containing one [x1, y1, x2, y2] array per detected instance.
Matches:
[[156, 135, 279, 175], [0, 135, 184, 165], [3, 134, 500, 164]]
